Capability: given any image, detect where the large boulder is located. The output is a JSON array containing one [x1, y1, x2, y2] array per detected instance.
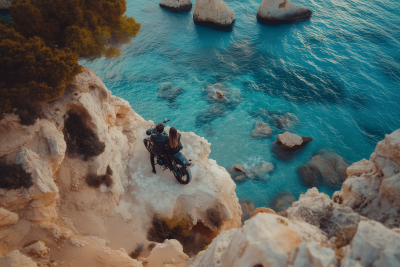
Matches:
[[160, 0, 192, 11], [276, 132, 312, 150], [298, 150, 349, 189], [334, 129, 400, 228], [257, 0, 312, 24], [193, 0, 235, 28], [226, 164, 249, 183]]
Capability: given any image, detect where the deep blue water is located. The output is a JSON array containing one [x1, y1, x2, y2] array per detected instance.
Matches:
[[82, 0, 400, 208]]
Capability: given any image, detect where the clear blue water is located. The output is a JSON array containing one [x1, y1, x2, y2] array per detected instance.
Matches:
[[82, 0, 400, 208]]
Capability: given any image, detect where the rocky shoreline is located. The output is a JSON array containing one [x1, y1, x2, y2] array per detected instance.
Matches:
[[1, 67, 400, 266]]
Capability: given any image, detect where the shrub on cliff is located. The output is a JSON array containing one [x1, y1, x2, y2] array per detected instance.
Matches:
[[63, 111, 106, 161], [0, 24, 81, 114], [0, 163, 33, 189], [9, 0, 141, 60]]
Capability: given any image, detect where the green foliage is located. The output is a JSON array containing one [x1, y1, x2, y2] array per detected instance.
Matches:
[[9, 0, 141, 60], [63, 111, 106, 161], [0, 163, 33, 189], [0, 24, 82, 113]]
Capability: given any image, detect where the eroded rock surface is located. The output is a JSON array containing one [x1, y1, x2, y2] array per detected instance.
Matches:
[[257, 0, 312, 24], [277, 132, 312, 150], [160, 0, 192, 11], [334, 129, 400, 228], [193, 0, 235, 27]]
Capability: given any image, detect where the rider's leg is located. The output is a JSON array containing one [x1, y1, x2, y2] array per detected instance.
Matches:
[[150, 153, 156, 173]]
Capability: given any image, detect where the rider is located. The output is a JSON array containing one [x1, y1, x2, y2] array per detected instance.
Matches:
[[150, 123, 168, 173]]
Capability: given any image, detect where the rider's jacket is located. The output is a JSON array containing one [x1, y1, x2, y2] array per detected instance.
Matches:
[[150, 132, 168, 155], [166, 133, 183, 155]]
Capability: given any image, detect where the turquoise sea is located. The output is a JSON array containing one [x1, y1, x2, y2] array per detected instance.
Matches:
[[82, 0, 400, 208]]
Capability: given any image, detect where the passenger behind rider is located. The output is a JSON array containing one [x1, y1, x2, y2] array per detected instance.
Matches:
[[165, 127, 183, 170], [150, 123, 168, 173]]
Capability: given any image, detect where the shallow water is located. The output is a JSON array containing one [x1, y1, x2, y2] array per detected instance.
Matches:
[[82, 0, 400, 208]]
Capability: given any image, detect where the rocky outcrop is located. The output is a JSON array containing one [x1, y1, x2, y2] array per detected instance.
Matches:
[[334, 129, 400, 228], [144, 239, 189, 267], [0, 67, 241, 266], [257, 0, 312, 24], [298, 150, 349, 189], [160, 0, 192, 11], [0, 0, 11, 10], [276, 132, 312, 150], [227, 162, 274, 183], [193, 0, 235, 28]]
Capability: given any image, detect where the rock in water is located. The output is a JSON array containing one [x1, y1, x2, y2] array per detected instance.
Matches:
[[271, 192, 296, 212], [276, 132, 312, 149], [298, 150, 349, 188], [257, 0, 312, 24], [251, 162, 274, 181], [216, 91, 225, 99], [158, 82, 184, 102], [227, 164, 248, 182], [160, 0, 192, 12], [193, 0, 235, 28], [250, 122, 272, 138]]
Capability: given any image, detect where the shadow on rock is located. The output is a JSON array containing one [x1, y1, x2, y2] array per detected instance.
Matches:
[[297, 150, 349, 189], [271, 142, 307, 161]]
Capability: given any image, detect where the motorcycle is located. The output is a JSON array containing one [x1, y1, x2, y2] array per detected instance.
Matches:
[[143, 118, 193, 184]]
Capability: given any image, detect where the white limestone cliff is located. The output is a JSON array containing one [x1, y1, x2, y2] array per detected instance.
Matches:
[[160, 0, 192, 11], [0, 66, 241, 266], [257, 0, 312, 24], [193, 0, 235, 27]]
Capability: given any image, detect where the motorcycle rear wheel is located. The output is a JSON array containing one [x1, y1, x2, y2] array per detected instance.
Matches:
[[174, 161, 192, 184]]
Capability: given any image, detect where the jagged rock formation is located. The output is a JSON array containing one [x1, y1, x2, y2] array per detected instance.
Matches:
[[0, 67, 241, 266], [334, 129, 400, 228], [0, 0, 11, 10], [257, 0, 312, 24], [160, 0, 192, 12], [193, 0, 235, 28], [187, 129, 400, 267]]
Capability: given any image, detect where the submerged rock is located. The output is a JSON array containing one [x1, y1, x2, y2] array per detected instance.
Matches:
[[158, 82, 184, 102], [227, 164, 249, 183], [249, 108, 300, 131], [240, 199, 255, 222], [271, 192, 296, 212], [251, 161, 274, 181], [250, 122, 272, 138], [193, 0, 235, 28], [276, 132, 312, 150], [216, 91, 225, 99], [205, 83, 242, 107], [298, 150, 349, 189], [257, 0, 312, 25], [160, 0, 192, 12]]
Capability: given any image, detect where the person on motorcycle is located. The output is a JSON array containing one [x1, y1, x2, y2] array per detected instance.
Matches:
[[166, 127, 183, 154], [150, 123, 168, 173]]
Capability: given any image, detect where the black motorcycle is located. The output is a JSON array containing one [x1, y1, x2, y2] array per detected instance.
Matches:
[[143, 118, 193, 184]]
